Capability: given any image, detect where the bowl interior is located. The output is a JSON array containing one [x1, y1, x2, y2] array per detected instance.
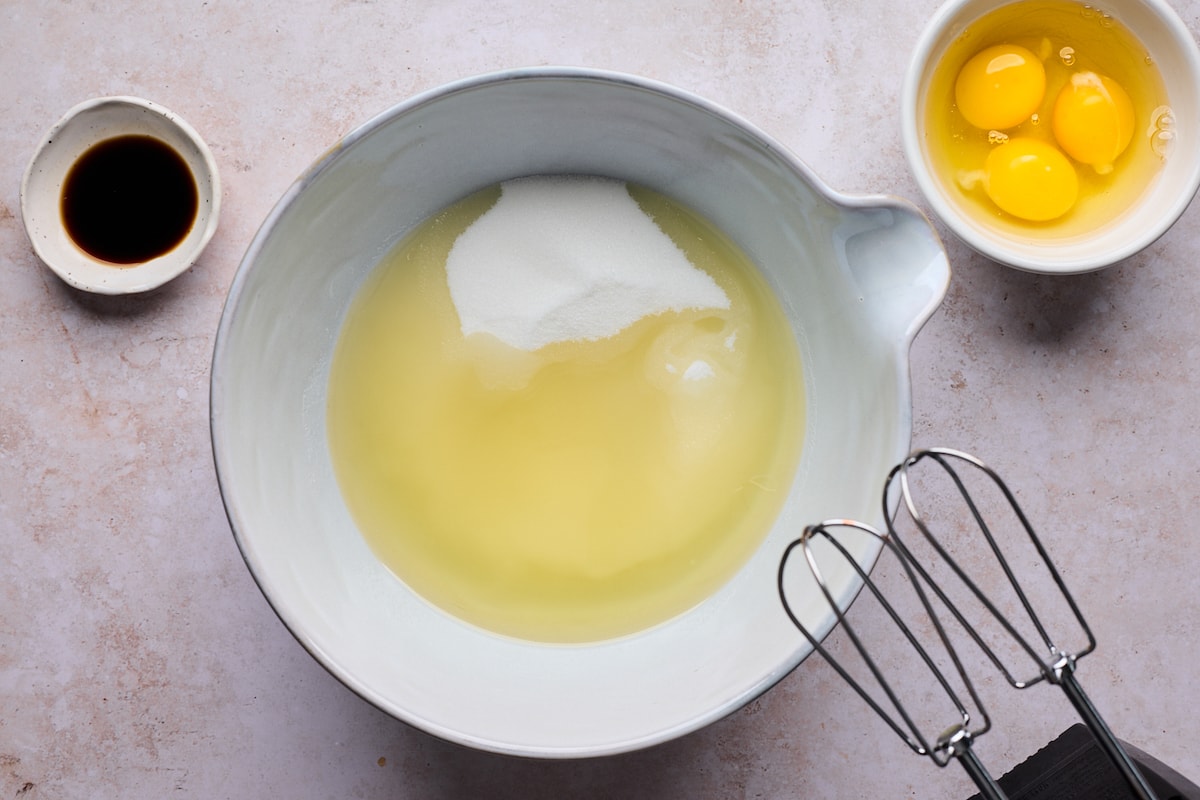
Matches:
[[20, 96, 220, 294], [902, 0, 1200, 273], [212, 70, 945, 756]]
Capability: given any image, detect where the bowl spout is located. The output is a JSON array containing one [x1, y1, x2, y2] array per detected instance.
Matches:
[[838, 201, 949, 347]]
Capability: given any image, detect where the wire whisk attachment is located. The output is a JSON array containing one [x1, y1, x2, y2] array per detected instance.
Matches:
[[882, 448, 1094, 691], [779, 448, 1160, 800], [780, 519, 1007, 800]]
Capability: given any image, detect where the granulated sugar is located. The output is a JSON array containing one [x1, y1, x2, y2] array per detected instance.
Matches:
[[445, 176, 730, 351]]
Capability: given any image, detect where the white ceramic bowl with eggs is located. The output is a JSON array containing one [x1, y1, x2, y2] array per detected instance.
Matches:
[[902, 0, 1200, 274], [211, 67, 950, 757]]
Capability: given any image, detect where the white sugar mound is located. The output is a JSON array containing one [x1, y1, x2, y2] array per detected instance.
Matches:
[[445, 176, 730, 351]]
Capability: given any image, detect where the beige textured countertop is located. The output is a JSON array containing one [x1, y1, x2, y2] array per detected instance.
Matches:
[[3, 1, 1199, 797]]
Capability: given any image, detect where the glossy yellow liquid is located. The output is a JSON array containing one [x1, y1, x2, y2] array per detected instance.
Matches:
[[924, 0, 1171, 238], [327, 181, 804, 643]]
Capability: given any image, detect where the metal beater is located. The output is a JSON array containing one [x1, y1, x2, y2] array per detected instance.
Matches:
[[778, 447, 1161, 800]]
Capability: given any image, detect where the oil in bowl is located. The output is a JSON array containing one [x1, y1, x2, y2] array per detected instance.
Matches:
[[326, 176, 804, 644], [922, 0, 1172, 240]]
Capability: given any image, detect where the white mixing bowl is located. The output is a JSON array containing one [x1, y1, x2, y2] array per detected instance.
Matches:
[[211, 68, 949, 757]]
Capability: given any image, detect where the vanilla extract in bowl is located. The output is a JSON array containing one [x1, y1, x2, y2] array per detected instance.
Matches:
[[60, 134, 199, 265]]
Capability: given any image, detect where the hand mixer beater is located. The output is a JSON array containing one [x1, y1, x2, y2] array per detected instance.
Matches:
[[778, 447, 1198, 800]]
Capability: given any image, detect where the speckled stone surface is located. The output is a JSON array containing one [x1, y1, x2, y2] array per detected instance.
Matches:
[[3, 2, 1199, 798]]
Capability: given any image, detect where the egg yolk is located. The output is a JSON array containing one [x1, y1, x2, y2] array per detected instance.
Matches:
[[955, 44, 1046, 130], [985, 137, 1078, 221], [1052, 72, 1135, 173]]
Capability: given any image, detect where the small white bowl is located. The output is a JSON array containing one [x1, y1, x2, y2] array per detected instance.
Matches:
[[20, 96, 220, 294], [902, 0, 1200, 274]]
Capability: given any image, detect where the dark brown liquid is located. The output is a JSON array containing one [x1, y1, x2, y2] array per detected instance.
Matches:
[[60, 135, 199, 265]]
